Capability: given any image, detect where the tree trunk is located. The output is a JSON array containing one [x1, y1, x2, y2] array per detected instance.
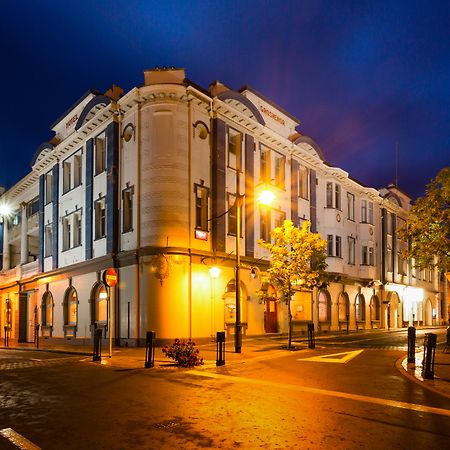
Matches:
[[287, 297, 293, 349]]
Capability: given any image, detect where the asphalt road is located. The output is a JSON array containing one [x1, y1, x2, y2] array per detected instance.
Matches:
[[0, 331, 449, 449]]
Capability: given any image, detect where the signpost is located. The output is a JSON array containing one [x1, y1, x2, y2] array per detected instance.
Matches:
[[103, 268, 118, 358]]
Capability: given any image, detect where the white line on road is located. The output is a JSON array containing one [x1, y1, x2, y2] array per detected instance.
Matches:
[[189, 370, 450, 418], [0, 428, 40, 449]]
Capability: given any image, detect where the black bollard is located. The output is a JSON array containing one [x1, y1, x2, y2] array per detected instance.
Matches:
[[216, 331, 226, 366], [307, 323, 315, 349], [445, 327, 450, 353], [407, 326, 416, 364], [4, 326, 8, 348], [145, 331, 156, 368], [93, 328, 102, 362], [35, 324, 40, 349], [421, 333, 437, 380], [346, 314, 349, 335]]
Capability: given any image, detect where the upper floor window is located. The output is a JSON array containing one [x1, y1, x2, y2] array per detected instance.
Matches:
[[336, 235, 342, 258], [122, 186, 134, 233], [44, 224, 52, 257], [361, 200, 374, 224], [63, 149, 83, 194], [227, 128, 241, 171], [62, 210, 83, 251], [273, 210, 286, 229], [362, 245, 375, 266], [326, 182, 341, 209], [74, 153, 82, 188], [347, 193, 355, 221], [260, 147, 271, 182], [26, 197, 39, 217], [326, 235, 342, 257], [94, 198, 106, 239], [260, 207, 271, 242], [227, 193, 241, 237], [63, 160, 71, 194], [95, 133, 107, 175], [298, 165, 309, 200], [63, 287, 78, 326], [45, 171, 53, 205], [194, 184, 208, 232], [327, 235, 333, 256], [274, 154, 285, 189], [348, 236, 355, 265]]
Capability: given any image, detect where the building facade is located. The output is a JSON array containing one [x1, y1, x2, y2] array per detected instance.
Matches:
[[0, 68, 447, 346]]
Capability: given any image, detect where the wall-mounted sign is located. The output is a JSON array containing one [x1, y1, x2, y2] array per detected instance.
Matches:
[[103, 268, 118, 287], [65, 113, 79, 130], [260, 105, 286, 126], [195, 229, 208, 241]]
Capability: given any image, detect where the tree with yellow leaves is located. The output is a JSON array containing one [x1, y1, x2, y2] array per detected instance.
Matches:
[[258, 219, 327, 349]]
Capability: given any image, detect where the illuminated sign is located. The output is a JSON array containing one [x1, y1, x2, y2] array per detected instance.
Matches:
[[195, 229, 208, 241], [103, 268, 118, 287]]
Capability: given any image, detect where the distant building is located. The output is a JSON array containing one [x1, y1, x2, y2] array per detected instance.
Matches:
[[0, 68, 446, 346]]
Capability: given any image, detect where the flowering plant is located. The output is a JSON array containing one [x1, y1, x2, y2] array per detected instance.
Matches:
[[162, 338, 204, 367]]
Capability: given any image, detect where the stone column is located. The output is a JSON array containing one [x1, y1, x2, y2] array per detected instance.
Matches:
[[2, 217, 10, 270], [330, 298, 339, 331], [20, 202, 28, 265]]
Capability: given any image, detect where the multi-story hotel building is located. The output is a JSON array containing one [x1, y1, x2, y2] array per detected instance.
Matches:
[[0, 68, 447, 346]]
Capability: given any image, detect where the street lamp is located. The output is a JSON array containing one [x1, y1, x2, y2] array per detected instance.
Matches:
[[233, 179, 274, 353]]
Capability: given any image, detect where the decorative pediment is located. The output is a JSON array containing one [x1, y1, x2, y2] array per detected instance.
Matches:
[[75, 95, 111, 131], [217, 91, 265, 125]]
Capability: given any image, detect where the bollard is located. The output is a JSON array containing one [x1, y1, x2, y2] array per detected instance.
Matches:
[[145, 331, 156, 368], [307, 323, 315, 349], [216, 331, 226, 366], [407, 326, 416, 364], [35, 324, 40, 349], [93, 328, 102, 362], [346, 314, 349, 335], [445, 327, 450, 353], [4, 326, 8, 348], [421, 332, 437, 380]]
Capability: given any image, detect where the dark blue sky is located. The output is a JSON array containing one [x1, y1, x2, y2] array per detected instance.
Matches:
[[1, 0, 449, 199]]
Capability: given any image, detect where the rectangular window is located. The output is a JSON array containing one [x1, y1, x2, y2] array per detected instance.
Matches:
[[327, 235, 333, 256], [347, 193, 355, 221], [273, 210, 286, 229], [95, 133, 106, 175], [368, 202, 374, 224], [95, 198, 106, 239], [122, 187, 134, 233], [335, 184, 341, 210], [227, 194, 238, 236], [386, 241, 393, 272], [27, 197, 39, 217], [335, 236, 342, 258], [348, 236, 355, 265], [369, 247, 374, 266], [45, 172, 53, 205], [326, 182, 333, 208], [194, 184, 208, 232], [44, 224, 52, 257], [63, 160, 71, 194], [361, 200, 367, 223], [274, 154, 285, 188], [73, 212, 82, 247], [63, 216, 71, 251], [362, 246, 368, 265], [260, 207, 271, 242], [227, 128, 241, 171], [298, 165, 309, 200], [73, 153, 82, 188], [260, 147, 271, 182]]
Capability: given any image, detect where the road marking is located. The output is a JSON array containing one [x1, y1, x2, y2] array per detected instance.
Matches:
[[298, 349, 364, 364], [189, 370, 450, 418], [0, 428, 40, 449]]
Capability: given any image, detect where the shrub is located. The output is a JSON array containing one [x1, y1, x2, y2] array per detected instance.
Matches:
[[162, 338, 204, 367]]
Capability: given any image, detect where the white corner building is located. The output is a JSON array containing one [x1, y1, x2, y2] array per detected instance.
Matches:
[[0, 68, 447, 346]]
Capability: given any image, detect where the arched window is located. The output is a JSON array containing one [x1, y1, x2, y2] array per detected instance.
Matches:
[[63, 287, 78, 326], [338, 293, 349, 321], [355, 294, 365, 321], [96, 284, 108, 323], [370, 295, 380, 321], [318, 290, 331, 322], [41, 291, 53, 327]]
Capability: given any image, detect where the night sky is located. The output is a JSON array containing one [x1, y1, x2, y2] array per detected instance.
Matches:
[[1, 0, 449, 199]]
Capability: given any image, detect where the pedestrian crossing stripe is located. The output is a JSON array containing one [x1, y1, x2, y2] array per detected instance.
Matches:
[[298, 349, 364, 364]]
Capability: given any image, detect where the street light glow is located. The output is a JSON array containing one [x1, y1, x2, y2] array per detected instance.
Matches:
[[209, 266, 221, 279], [0, 202, 12, 218], [258, 189, 275, 206]]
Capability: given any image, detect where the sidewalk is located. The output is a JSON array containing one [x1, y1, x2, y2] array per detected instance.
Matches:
[[2, 330, 450, 400]]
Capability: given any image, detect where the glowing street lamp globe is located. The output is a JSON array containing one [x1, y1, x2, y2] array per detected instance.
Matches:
[[258, 189, 275, 206]]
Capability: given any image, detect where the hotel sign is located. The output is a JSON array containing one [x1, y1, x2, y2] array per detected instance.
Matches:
[[260, 106, 285, 126]]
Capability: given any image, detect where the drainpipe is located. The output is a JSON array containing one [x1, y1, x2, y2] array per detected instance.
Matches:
[[135, 94, 142, 346]]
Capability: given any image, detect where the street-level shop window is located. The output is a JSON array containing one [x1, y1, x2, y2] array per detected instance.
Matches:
[[96, 284, 108, 323], [41, 291, 53, 327], [355, 294, 365, 321], [63, 287, 78, 326]]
